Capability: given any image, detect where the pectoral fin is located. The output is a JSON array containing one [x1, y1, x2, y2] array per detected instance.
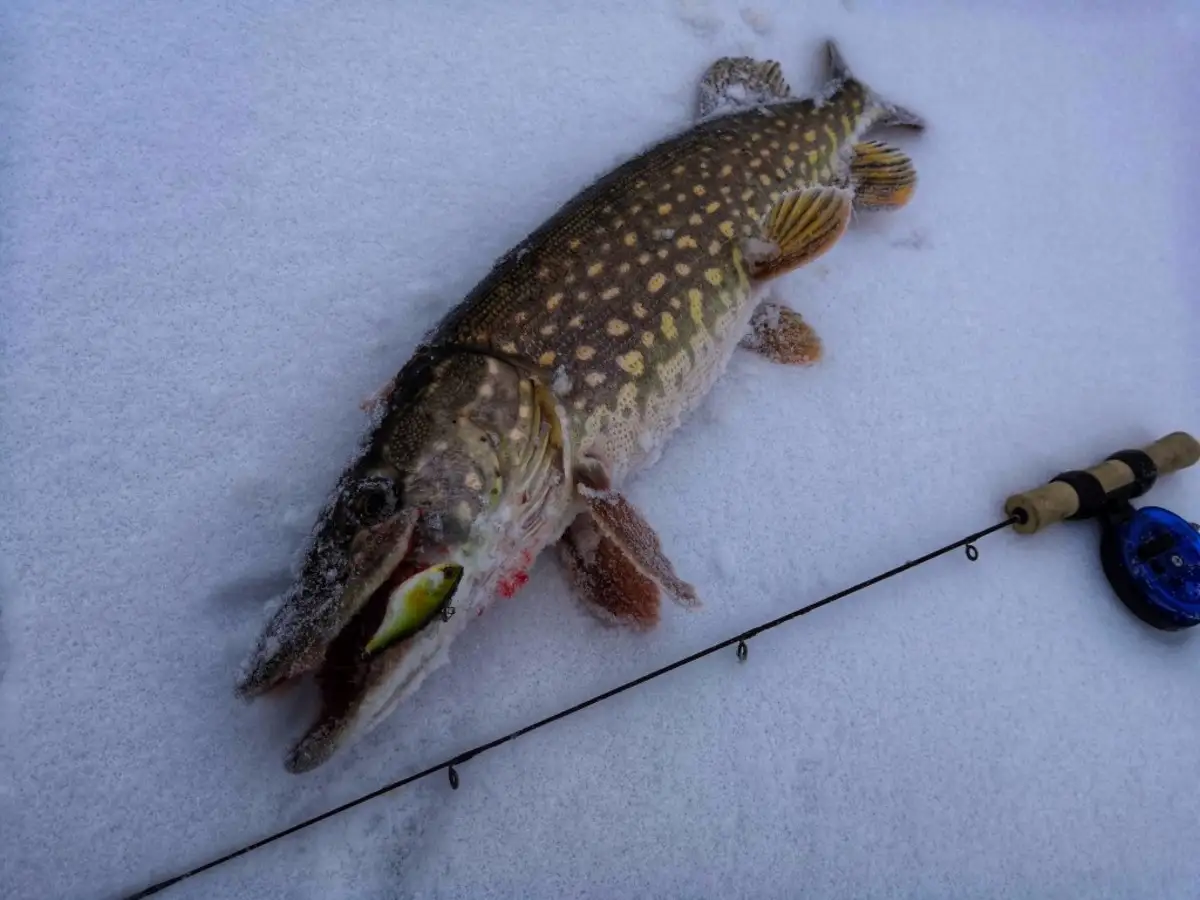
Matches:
[[558, 512, 662, 629], [577, 485, 700, 608], [742, 185, 854, 281], [851, 140, 917, 210], [739, 300, 823, 366]]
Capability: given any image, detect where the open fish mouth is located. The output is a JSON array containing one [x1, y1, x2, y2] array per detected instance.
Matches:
[[236, 506, 477, 773], [285, 547, 472, 773]]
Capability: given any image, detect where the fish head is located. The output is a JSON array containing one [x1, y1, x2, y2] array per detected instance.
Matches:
[[237, 350, 572, 772]]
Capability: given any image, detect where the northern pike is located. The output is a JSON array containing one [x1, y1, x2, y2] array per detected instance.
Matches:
[[236, 39, 925, 772]]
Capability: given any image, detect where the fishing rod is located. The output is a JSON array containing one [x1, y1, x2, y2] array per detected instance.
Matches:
[[120, 430, 1199, 900]]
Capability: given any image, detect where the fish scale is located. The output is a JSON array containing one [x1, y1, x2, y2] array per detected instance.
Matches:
[[429, 71, 884, 484], [237, 39, 927, 772]]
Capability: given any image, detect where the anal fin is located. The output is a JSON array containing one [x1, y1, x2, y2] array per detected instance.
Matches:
[[558, 513, 661, 629], [697, 56, 791, 120], [851, 140, 917, 210], [742, 185, 854, 282], [739, 300, 823, 366]]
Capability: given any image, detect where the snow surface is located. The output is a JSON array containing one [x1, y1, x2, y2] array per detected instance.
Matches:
[[3, 1, 1200, 898]]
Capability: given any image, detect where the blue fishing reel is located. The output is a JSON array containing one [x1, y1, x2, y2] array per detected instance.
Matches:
[[1100, 505, 1200, 630], [1006, 432, 1200, 632]]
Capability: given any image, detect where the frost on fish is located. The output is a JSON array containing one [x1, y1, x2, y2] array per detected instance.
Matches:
[[237, 38, 925, 771]]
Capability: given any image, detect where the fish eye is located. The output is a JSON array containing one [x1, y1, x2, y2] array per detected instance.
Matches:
[[349, 476, 397, 524]]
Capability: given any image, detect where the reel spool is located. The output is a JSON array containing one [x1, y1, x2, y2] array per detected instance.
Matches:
[[1005, 432, 1200, 630]]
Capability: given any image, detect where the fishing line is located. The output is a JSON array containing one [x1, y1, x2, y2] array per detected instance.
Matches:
[[121, 516, 1016, 900], [120, 429, 1200, 900]]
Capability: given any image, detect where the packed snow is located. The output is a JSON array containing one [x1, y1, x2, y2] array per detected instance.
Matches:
[[3, 1, 1199, 899]]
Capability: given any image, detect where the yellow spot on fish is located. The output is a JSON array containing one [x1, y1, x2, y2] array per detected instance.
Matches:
[[750, 132, 762, 142], [657, 203, 672, 215], [631, 204, 643, 214], [576, 345, 596, 360], [708, 239, 722, 255], [577, 290, 590, 301], [547, 292, 563, 310], [587, 262, 604, 277], [749, 158, 762, 169], [719, 221, 735, 238], [819, 166, 831, 180], [688, 289, 705, 325], [804, 130, 816, 143], [638, 252, 652, 265], [607, 318, 630, 336], [656, 248, 669, 259], [648, 273, 666, 293], [824, 125, 838, 146], [741, 188, 755, 202], [539, 324, 557, 336], [770, 139, 780, 150], [807, 150, 819, 164], [618, 262, 631, 274], [705, 201, 720, 213], [675, 263, 691, 276], [850, 97, 862, 112], [693, 184, 706, 197], [618, 351, 644, 376], [782, 155, 795, 169], [568, 238, 581, 250], [689, 213, 703, 226], [676, 193, 686, 203], [641, 331, 655, 348], [676, 235, 698, 250], [841, 115, 853, 136], [661, 312, 678, 340], [501, 341, 517, 354], [585, 371, 606, 387], [601, 286, 621, 300], [720, 164, 733, 177], [672, 164, 686, 175], [538, 351, 556, 366], [759, 148, 771, 158], [537, 267, 551, 281], [669, 296, 682, 310], [568, 315, 584, 328], [774, 168, 786, 180], [704, 269, 723, 287], [788, 141, 800, 152]]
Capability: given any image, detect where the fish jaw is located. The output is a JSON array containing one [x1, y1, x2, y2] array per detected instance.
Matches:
[[282, 549, 488, 773], [235, 503, 420, 700], [283, 482, 575, 773]]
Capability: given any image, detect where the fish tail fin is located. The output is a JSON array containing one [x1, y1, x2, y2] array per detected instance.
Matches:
[[822, 38, 926, 130]]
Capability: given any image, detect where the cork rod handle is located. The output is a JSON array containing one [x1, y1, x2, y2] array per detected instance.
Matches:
[[1004, 431, 1200, 535]]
